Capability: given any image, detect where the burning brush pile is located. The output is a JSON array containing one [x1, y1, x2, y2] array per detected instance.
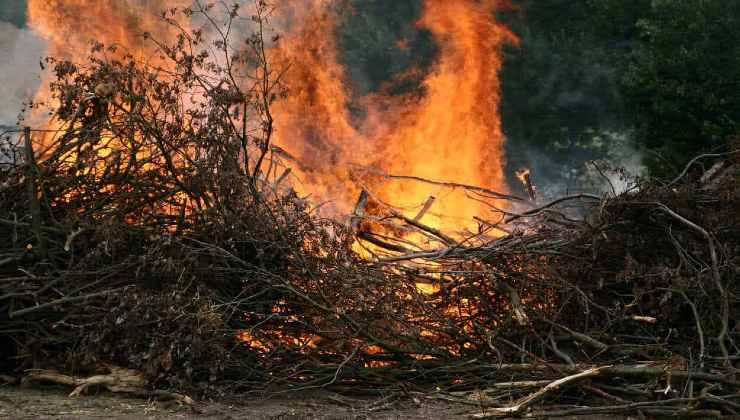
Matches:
[[0, 5, 739, 419]]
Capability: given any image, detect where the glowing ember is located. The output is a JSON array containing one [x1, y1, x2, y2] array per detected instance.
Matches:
[[515, 168, 536, 201]]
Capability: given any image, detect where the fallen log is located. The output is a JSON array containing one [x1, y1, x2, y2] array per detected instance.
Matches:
[[470, 366, 610, 418], [22, 365, 194, 404]]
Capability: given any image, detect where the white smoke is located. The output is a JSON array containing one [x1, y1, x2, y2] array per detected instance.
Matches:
[[598, 131, 645, 194], [523, 130, 645, 200], [0, 20, 45, 126]]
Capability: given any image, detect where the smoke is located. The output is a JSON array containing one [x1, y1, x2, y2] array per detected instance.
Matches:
[[0, 20, 45, 126], [498, 7, 646, 199], [519, 131, 645, 201]]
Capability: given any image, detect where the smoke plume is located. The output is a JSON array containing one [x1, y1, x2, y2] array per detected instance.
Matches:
[[0, 20, 44, 126]]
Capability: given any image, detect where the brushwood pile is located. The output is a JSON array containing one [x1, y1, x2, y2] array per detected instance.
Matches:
[[0, 47, 739, 417]]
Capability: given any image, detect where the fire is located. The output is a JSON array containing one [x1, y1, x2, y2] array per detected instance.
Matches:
[[25, 0, 516, 233], [515, 168, 536, 201], [26, 0, 191, 149], [371, 0, 517, 232], [16, 1, 563, 371], [27, 1, 188, 58], [270, 0, 517, 234]]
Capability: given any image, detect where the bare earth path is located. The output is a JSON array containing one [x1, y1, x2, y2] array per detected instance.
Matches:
[[0, 386, 470, 420]]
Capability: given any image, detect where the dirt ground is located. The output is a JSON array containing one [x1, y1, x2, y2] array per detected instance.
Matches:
[[0, 385, 473, 420]]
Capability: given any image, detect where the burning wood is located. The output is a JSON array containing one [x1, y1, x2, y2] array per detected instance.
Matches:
[[413, 196, 436, 222], [3, 116, 740, 416], [350, 190, 369, 231], [515, 168, 537, 201], [0, 2, 738, 418]]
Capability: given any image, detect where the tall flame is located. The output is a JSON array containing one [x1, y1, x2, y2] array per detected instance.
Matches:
[[26, 0, 191, 145], [270, 0, 516, 231], [26, 0, 516, 231], [27, 0, 189, 59], [373, 0, 517, 231]]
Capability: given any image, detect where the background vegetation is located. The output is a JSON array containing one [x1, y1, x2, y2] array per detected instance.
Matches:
[[0, 0, 24, 28], [500, 0, 740, 183]]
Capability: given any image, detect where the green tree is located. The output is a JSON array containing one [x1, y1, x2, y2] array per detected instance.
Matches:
[[338, 0, 435, 97], [500, 1, 632, 193], [502, 0, 740, 183], [622, 0, 740, 176], [0, 0, 26, 28]]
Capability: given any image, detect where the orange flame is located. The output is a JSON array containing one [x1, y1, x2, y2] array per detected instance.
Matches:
[[26, 0, 517, 232], [270, 0, 517, 232], [27, 1, 189, 59], [515, 168, 536, 201], [26, 0, 191, 146]]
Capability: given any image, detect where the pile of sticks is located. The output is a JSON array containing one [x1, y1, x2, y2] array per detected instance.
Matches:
[[2, 116, 738, 417], [0, 23, 739, 414], [346, 148, 740, 417]]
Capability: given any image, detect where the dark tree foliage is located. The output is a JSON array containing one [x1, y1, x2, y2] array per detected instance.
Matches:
[[338, 0, 436, 98], [622, 0, 740, 176], [499, 1, 629, 192], [0, 0, 25, 28], [503, 0, 740, 180]]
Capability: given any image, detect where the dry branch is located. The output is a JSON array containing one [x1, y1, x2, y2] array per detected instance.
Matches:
[[23, 367, 193, 404], [471, 366, 610, 418]]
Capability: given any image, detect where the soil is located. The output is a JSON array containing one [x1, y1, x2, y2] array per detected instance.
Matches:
[[0, 385, 470, 420]]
